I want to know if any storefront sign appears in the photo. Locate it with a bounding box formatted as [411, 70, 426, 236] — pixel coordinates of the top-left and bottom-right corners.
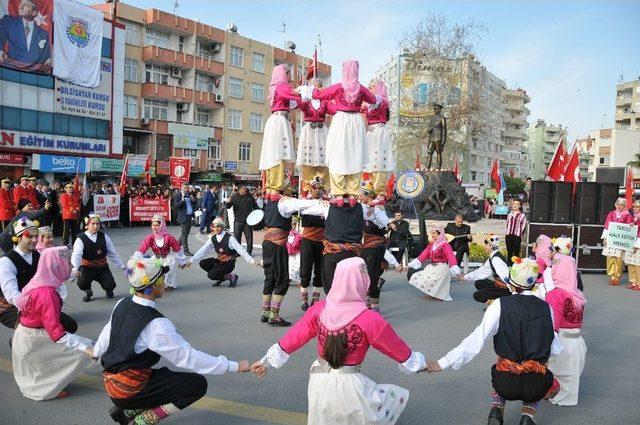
[91, 157, 124, 173]
[233, 173, 260, 181]
[126, 154, 150, 177]
[606, 222, 638, 251]
[0, 153, 25, 165]
[55, 58, 112, 119]
[129, 197, 171, 222]
[169, 157, 191, 186]
[224, 161, 238, 171]
[34, 154, 89, 173]
[156, 160, 170, 175]
[168, 123, 212, 150]
[0, 130, 109, 155]
[93, 194, 120, 221]
[198, 172, 222, 182]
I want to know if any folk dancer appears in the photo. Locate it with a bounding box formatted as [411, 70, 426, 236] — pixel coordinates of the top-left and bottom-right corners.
[254, 257, 426, 425]
[35, 225, 54, 252]
[0, 197, 51, 253]
[426, 258, 563, 425]
[458, 235, 511, 304]
[300, 60, 378, 206]
[407, 225, 461, 301]
[11, 247, 94, 401]
[550, 236, 583, 292]
[623, 200, 640, 290]
[601, 198, 632, 285]
[71, 214, 126, 302]
[364, 79, 394, 204]
[505, 199, 527, 265]
[299, 177, 327, 311]
[544, 254, 587, 406]
[0, 177, 15, 229]
[260, 64, 301, 199]
[91, 257, 253, 425]
[60, 183, 80, 248]
[0, 218, 77, 333]
[188, 217, 260, 287]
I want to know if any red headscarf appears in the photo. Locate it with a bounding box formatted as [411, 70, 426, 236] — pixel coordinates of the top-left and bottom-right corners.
[268, 64, 290, 107]
[15, 247, 71, 311]
[551, 254, 586, 310]
[319, 257, 370, 331]
[341, 60, 361, 103]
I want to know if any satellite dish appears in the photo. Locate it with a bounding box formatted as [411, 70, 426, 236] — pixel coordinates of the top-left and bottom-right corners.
[286, 41, 296, 51]
[226, 22, 238, 33]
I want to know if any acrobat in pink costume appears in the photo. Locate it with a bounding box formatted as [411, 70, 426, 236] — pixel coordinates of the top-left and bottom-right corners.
[363, 79, 394, 200]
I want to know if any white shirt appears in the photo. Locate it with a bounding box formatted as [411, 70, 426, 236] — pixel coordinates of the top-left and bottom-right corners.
[463, 251, 509, 283]
[132, 236, 188, 266]
[71, 231, 125, 272]
[0, 246, 32, 306]
[437, 292, 563, 370]
[384, 249, 400, 268]
[22, 18, 34, 51]
[93, 296, 239, 374]
[276, 197, 320, 218]
[302, 202, 389, 229]
[189, 231, 254, 264]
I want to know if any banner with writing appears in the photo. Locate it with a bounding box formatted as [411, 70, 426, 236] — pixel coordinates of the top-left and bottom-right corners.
[606, 222, 638, 251]
[129, 197, 171, 222]
[93, 194, 120, 221]
[169, 157, 191, 187]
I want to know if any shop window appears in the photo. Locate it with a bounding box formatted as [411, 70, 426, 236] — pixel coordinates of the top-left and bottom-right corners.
[69, 116, 83, 137]
[37, 111, 53, 133]
[20, 109, 37, 132]
[96, 120, 109, 140]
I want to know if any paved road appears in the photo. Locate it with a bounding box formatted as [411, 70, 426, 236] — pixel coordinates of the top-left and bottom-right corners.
[0, 226, 638, 424]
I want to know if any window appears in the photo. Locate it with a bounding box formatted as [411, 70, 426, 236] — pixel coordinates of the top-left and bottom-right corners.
[145, 64, 169, 85]
[53, 114, 68, 135]
[96, 120, 109, 139]
[37, 111, 53, 134]
[143, 99, 168, 120]
[239, 142, 251, 162]
[125, 21, 141, 46]
[471, 171, 477, 181]
[195, 73, 215, 93]
[197, 110, 209, 125]
[599, 157, 605, 164]
[20, 109, 37, 132]
[297, 65, 303, 81]
[229, 77, 243, 98]
[101, 37, 111, 58]
[83, 117, 97, 139]
[124, 58, 138, 82]
[69, 116, 83, 137]
[252, 52, 265, 73]
[178, 36, 184, 53]
[209, 139, 221, 160]
[250, 113, 263, 133]
[251, 83, 264, 103]
[145, 28, 170, 49]
[183, 149, 199, 157]
[230, 46, 244, 67]
[124, 95, 137, 119]
[228, 109, 242, 130]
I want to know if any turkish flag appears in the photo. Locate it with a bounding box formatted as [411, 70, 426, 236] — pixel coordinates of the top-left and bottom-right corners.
[305, 48, 318, 81]
[490, 160, 502, 193]
[415, 148, 422, 170]
[563, 146, 580, 183]
[625, 166, 634, 207]
[546, 136, 567, 181]
[386, 173, 396, 199]
[453, 159, 461, 183]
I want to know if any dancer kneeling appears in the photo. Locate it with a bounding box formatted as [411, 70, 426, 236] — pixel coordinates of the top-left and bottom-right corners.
[458, 235, 511, 305]
[91, 257, 253, 425]
[426, 258, 562, 425]
[407, 225, 461, 301]
[188, 217, 260, 287]
[254, 257, 426, 425]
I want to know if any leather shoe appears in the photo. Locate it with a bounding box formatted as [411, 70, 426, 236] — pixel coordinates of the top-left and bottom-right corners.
[105, 290, 114, 299]
[301, 301, 309, 311]
[487, 406, 503, 425]
[82, 290, 93, 302]
[260, 314, 269, 323]
[211, 280, 222, 287]
[519, 415, 536, 425]
[269, 317, 291, 327]
[228, 273, 238, 287]
[109, 405, 129, 425]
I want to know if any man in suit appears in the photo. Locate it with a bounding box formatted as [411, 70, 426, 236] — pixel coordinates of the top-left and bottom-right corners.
[226, 186, 257, 255]
[388, 210, 410, 264]
[445, 213, 472, 266]
[0, 0, 51, 72]
[173, 182, 196, 255]
[199, 184, 215, 234]
[217, 182, 230, 227]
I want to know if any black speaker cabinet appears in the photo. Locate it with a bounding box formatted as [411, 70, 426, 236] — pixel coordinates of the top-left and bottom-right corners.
[597, 183, 620, 224]
[573, 182, 599, 224]
[575, 224, 606, 271]
[552, 182, 573, 223]
[529, 181, 552, 223]
[525, 223, 574, 257]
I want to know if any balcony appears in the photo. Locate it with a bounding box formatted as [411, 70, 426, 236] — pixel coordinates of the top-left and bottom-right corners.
[142, 82, 193, 103]
[195, 23, 224, 44]
[194, 56, 224, 76]
[503, 129, 526, 140]
[616, 96, 632, 107]
[145, 9, 195, 35]
[616, 111, 636, 121]
[193, 89, 223, 109]
[142, 46, 194, 69]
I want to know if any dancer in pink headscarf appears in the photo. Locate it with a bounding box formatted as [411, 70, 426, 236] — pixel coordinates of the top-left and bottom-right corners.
[302, 60, 378, 207]
[254, 257, 426, 425]
[623, 200, 640, 290]
[601, 198, 633, 285]
[364, 79, 394, 204]
[260, 64, 302, 200]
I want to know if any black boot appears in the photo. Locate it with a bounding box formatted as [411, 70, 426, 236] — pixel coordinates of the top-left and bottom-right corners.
[109, 405, 129, 425]
[228, 273, 238, 287]
[519, 415, 536, 425]
[487, 406, 504, 425]
[82, 290, 93, 302]
[269, 316, 291, 327]
[105, 290, 114, 299]
[378, 278, 386, 290]
[211, 280, 222, 287]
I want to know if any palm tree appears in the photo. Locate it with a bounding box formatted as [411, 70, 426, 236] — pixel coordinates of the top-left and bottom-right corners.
[627, 153, 640, 169]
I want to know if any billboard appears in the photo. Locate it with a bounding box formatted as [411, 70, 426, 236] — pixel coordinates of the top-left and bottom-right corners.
[35, 154, 89, 173]
[168, 122, 212, 150]
[0, 129, 109, 155]
[55, 58, 112, 119]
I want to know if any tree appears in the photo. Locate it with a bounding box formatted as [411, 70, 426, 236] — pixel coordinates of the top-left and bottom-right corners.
[627, 153, 640, 170]
[504, 176, 525, 195]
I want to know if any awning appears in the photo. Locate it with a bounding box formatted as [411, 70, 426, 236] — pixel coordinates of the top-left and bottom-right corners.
[124, 127, 153, 134]
[233, 173, 261, 181]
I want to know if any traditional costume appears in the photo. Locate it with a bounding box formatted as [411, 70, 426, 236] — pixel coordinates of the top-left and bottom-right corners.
[71, 214, 126, 302]
[60, 184, 80, 247]
[133, 215, 186, 289]
[36, 225, 54, 252]
[299, 177, 327, 311]
[27, 176, 40, 209]
[544, 254, 587, 406]
[462, 235, 511, 304]
[12, 247, 95, 401]
[287, 226, 302, 285]
[190, 217, 256, 287]
[260, 64, 301, 196]
[601, 198, 633, 285]
[93, 258, 243, 425]
[259, 257, 426, 425]
[532, 235, 552, 282]
[0, 177, 15, 230]
[550, 236, 584, 292]
[12, 176, 30, 209]
[436, 258, 562, 425]
[505, 207, 527, 265]
[364, 80, 394, 200]
[623, 200, 640, 290]
[407, 226, 461, 301]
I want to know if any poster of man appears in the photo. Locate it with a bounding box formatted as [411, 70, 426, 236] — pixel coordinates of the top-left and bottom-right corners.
[0, 0, 52, 73]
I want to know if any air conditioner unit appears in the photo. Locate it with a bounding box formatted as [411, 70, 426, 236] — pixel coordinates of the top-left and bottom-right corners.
[177, 102, 189, 112]
[215, 160, 223, 168]
[215, 94, 223, 102]
[141, 117, 150, 125]
[212, 43, 221, 53]
[208, 163, 216, 170]
[171, 67, 182, 78]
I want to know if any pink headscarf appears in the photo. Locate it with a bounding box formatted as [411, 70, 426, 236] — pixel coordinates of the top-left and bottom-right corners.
[268, 64, 290, 107]
[372, 79, 388, 103]
[341, 60, 361, 103]
[430, 225, 447, 250]
[151, 214, 169, 237]
[319, 257, 370, 331]
[551, 254, 586, 309]
[533, 235, 553, 267]
[15, 247, 71, 311]
[35, 233, 52, 252]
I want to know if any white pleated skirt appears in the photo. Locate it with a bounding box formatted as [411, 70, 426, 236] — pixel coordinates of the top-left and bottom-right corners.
[12, 325, 95, 401]
[548, 328, 587, 406]
[365, 124, 395, 172]
[153, 253, 177, 288]
[307, 359, 409, 425]
[289, 253, 301, 284]
[297, 123, 328, 167]
[408, 262, 453, 301]
[259, 113, 294, 170]
[325, 111, 368, 175]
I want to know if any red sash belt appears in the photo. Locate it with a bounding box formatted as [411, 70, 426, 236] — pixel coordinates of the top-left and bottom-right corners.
[495, 357, 546, 375]
[264, 228, 289, 246]
[323, 240, 362, 256]
[103, 368, 152, 399]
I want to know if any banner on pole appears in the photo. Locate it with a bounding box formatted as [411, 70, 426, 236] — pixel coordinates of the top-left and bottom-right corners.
[169, 157, 191, 187]
[126, 154, 150, 178]
[93, 194, 120, 221]
[605, 222, 638, 251]
[129, 197, 171, 222]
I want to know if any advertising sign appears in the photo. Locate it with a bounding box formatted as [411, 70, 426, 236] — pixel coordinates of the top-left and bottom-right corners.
[168, 122, 212, 150]
[126, 154, 149, 177]
[93, 194, 120, 221]
[129, 197, 170, 222]
[55, 58, 112, 119]
[35, 154, 89, 173]
[0, 130, 109, 155]
[0, 153, 25, 165]
[156, 160, 170, 175]
[91, 157, 124, 173]
[169, 156, 191, 187]
[224, 161, 238, 171]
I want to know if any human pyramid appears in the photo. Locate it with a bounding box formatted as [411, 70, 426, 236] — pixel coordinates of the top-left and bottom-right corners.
[0, 60, 588, 425]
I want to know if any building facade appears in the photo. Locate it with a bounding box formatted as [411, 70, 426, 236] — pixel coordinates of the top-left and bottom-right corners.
[502, 88, 530, 178]
[615, 78, 640, 132]
[582, 129, 640, 180]
[92, 2, 330, 185]
[525, 119, 566, 180]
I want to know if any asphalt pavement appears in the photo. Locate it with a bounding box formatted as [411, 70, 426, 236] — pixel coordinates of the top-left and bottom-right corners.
[0, 225, 638, 424]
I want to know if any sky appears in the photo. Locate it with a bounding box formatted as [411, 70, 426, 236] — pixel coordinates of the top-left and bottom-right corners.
[82, 0, 640, 140]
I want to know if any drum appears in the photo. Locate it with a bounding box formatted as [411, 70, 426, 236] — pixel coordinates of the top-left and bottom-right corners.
[246, 209, 265, 230]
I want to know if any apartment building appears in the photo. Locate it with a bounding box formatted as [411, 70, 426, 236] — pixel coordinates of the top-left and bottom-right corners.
[502, 88, 530, 177]
[526, 119, 566, 180]
[615, 78, 640, 132]
[92, 2, 330, 184]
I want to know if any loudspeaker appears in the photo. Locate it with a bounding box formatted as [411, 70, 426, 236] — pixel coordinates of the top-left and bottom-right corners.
[597, 183, 620, 224]
[525, 223, 574, 257]
[529, 181, 552, 223]
[551, 182, 573, 223]
[573, 182, 599, 224]
[575, 224, 606, 271]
